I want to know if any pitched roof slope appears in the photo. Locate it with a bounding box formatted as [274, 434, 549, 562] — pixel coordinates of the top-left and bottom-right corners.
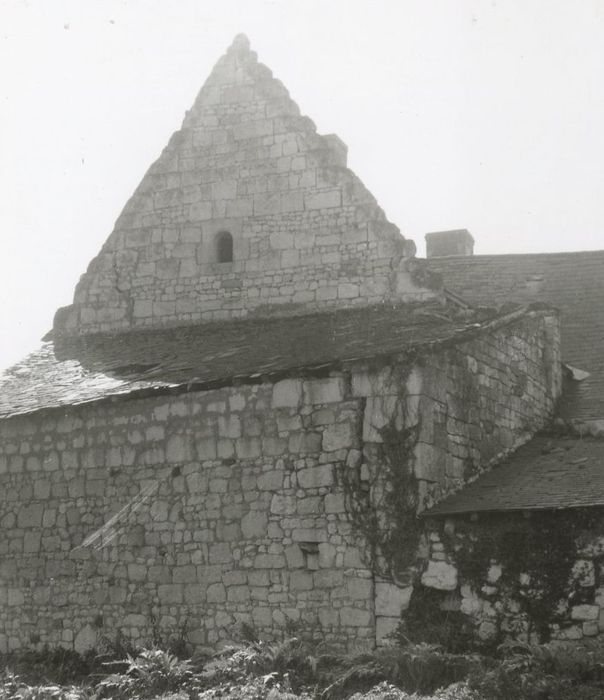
[426, 435, 604, 516]
[428, 251, 604, 420]
[1, 303, 526, 420]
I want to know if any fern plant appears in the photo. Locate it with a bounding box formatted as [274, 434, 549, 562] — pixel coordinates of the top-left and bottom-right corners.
[96, 648, 192, 698]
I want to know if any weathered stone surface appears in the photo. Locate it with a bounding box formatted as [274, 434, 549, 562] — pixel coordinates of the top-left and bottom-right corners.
[297, 465, 333, 488]
[376, 616, 399, 645]
[375, 583, 412, 617]
[74, 624, 97, 654]
[421, 561, 458, 591]
[571, 604, 599, 621]
[241, 511, 268, 539]
[272, 380, 303, 409]
[323, 423, 355, 452]
[303, 378, 345, 405]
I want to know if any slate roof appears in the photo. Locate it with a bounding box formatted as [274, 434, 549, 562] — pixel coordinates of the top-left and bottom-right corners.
[427, 251, 604, 420]
[0, 302, 524, 420]
[426, 435, 604, 516]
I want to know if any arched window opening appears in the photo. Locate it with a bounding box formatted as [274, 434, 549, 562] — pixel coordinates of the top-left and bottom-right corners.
[216, 231, 233, 263]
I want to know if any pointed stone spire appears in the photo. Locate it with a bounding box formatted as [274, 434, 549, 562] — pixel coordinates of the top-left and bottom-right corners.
[54, 36, 432, 337]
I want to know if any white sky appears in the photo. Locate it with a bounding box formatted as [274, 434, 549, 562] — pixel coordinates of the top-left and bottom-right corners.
[2, 0, 604, 371]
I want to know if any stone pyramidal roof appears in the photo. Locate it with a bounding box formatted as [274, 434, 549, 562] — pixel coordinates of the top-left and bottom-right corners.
[54, 34, 436, 338]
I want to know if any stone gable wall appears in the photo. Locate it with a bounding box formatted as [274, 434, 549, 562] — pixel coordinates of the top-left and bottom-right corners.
[55, 38, 428, 337]
[0, 312, 561, 653]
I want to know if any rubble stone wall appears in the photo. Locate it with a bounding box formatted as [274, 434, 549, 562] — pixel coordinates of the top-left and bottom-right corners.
[0, 312, 561, 652]
[422, 518, 604, 644]
[354, 310, 561, 641]
[0, 375, 374, 654]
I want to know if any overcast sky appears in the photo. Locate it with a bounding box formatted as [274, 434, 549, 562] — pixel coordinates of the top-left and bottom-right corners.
[2, 0, 604, 371]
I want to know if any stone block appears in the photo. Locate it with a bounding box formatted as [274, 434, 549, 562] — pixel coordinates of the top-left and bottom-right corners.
[270, 494, 296, 515]
[8, 589, 24, 606]
[195, 439, 217, 461]
[262, 437, 288, 456]
[290, 571, 314, 591]
[241, 511, 268, 539]
[157, 584, 183, 604]
[148, 566, 171, 584]
[254, 192, 281, 216]
[74, 624, 97, 654]
[209, 543, 232, 564]
[173, 566, 198, 584]
[166, 435, 193, 463]
[319, 608, 340, 627]
[127, 564, 147, 582]
[362, 396, 398, 442]
[236, 437, 262, 460]
[272, 379, 302, 408]
[318, 543, 336, 568]
[292, 529, 327, 543]
[487, 564, 502, 584]
[421, 561, 458, 591]
[340, 607, 371, 627]
[571, 559, 595, 587]
[252, 606, 272, 627]
[571, 604, 599, 621]
[376, 616, 399, 645]
[227, 585, 251, 602]
[324, 493, 345, 513]
[269, 231, 294, 250]
[207, 583, 226, 603]
[257, 471, 284, 490]
[23, 532, 41, 553]
[289, 432, 322, 454]
[285, 544, 304, 568]
[375, 583, 413, 617]
[347, 577, 372, 600]
[305, 190, 341, 210]
[17, 503, 43, 528]
[323, 423, 355, 452]
[297, 464, 333, 488]
[254, 553, 286, 568]
[303, 378, 345, 405]
[218, 415, 242, 439]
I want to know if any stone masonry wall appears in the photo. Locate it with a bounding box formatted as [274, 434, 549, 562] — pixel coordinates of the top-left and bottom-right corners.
[0, 375, 374, 654]
[422, 517, 604, 645]
[0, 311, 560, 653]
[352, 309, 561, 641]
[54, 35, 428, 337]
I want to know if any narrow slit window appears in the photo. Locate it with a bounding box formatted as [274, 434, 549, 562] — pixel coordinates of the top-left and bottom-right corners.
[216, 231, 233, 263]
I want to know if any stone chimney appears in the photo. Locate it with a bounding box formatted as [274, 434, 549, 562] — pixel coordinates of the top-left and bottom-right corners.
[425, 229, 474, 258]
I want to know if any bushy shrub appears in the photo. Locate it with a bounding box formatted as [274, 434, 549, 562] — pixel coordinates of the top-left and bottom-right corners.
[0, 648, 96, 686]
[0, 671, 91, 700]
[347, 680, 479, 699]
[469, 641, 604, 700]
[320, 644, 478, 699]
[200, 637, 321, 692]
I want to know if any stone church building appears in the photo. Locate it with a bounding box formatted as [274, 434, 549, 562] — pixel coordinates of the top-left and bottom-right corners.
[1, 35, 603, 653]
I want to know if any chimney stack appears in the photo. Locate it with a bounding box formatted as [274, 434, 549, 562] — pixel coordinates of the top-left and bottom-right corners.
[425, 229, 474, 258]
